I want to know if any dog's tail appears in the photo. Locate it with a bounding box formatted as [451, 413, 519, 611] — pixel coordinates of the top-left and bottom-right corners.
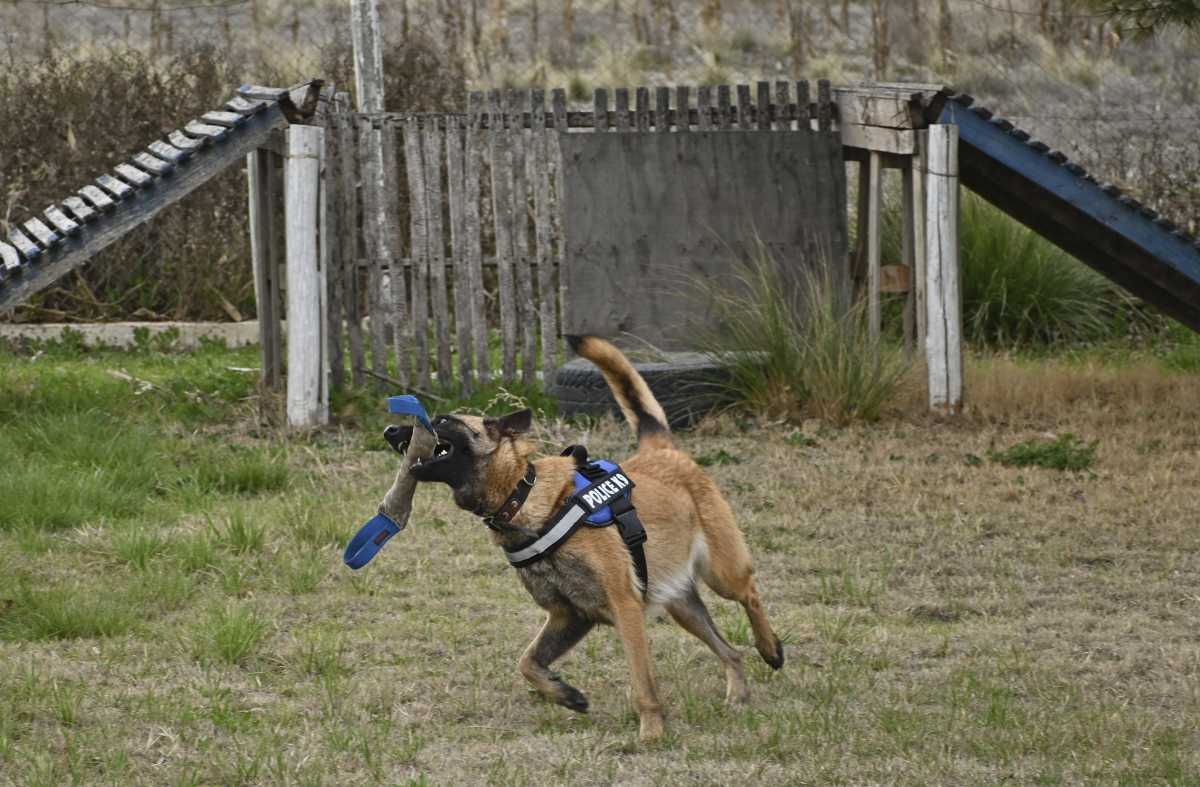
[567, 335, 673, 451]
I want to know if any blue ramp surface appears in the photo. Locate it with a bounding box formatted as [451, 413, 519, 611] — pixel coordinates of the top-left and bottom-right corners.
[936, 95, 1200, 332]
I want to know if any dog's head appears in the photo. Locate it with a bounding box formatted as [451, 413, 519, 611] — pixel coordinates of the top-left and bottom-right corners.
[383, 409, 533, 515]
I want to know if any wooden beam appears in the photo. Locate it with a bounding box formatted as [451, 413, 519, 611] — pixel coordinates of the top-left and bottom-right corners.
[867, 151, 882, 342]
[0, 104, 288, 311]
[925, 124, 963, 415]
[839, 123, 915, 154]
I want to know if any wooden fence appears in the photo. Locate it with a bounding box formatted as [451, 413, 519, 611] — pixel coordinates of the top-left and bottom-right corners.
[322, 80, 836, 397]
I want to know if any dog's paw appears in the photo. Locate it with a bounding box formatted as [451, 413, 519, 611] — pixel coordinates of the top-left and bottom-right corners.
[555, 682, 589, 714]
[762, 635, 785, 670]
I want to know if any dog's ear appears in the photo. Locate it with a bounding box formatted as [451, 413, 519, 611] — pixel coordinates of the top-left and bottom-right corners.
[383, 424, 414, 454]
[484, 409, 532, 439]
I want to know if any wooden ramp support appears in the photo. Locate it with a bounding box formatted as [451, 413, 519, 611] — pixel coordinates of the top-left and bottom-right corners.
[924, 124, 963, 414]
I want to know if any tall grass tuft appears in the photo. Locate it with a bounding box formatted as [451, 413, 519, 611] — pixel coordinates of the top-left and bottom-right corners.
[958, 193, 1120, 346]
[700, 246, 909, 424]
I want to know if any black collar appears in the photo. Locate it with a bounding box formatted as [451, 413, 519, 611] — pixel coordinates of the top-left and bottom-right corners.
[482, 464, 536, 531]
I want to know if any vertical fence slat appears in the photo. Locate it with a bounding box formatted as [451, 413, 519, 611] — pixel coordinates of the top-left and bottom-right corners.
[594, 88, 609, 132]
[358, 117, 388, 384]
[323, 115, 345, 392]
[817, 79, 833, 132]
[675, 86, 690, 132]
[635, 86, 650, 132]
[551, 89, 568, 375]
[717, 85, 732, 129]
[446, 117, 474, 394]
[266, 153, 285, 391]
[466, 92, 491, 384]
[403, 115, 432, 389]
[655, 86, 670, 132]
[511, 89, 536, 384]
[381, 118, 411, 386]
[756, 81, 772, 130]
[774, 81, 791, 130]
[531, 89, 556, 380]
[615, 88, 631, 132]
[698, 85, 713, 131]
[736, 84, 753, 129]
[489, 89, 518, 382]
[797, 80, 811, 132]
[424, 119, 453, 388]
[336, 110, 366, 387]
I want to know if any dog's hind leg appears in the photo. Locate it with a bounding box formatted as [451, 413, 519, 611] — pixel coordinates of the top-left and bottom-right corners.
[666, 586, 749, 704]
[519, 607, 594, 713]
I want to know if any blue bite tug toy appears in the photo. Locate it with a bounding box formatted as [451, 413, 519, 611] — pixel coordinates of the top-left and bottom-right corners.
[343, 396, 436, 569]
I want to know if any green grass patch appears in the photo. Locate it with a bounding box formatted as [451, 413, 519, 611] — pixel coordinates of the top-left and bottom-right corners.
[195, 604, 268, 665]
[990, 433, 1098, 471]
[0, 585, 140, 641]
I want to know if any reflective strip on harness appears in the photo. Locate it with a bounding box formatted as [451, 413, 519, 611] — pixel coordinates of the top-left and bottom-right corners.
[504, 504, 587, 566]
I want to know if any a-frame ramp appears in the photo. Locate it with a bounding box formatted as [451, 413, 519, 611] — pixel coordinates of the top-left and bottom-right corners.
[934, 94, 1200, 332]
[0, 81, 322, 312]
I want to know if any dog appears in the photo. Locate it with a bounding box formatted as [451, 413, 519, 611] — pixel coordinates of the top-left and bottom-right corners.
[385, 335, 784, 740]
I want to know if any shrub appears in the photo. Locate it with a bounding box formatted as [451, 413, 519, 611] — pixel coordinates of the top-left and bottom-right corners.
[958, 193, 1121, 346]
[990, 433, 1097, 471]
[700, 246, 910, 424]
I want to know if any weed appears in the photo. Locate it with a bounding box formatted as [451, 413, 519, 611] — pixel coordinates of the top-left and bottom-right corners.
[196, 604, 268, 666]
[212, 511, 265, 555]
[696, 449, 741, 467]
[990, 434, 1098, 471]
[174, 531, 221, 573]
[785, 430, 819, 447]
[111, 528, 166, 571]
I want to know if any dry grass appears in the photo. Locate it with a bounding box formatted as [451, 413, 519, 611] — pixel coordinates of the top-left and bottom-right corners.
[1, 345, 1199, 784]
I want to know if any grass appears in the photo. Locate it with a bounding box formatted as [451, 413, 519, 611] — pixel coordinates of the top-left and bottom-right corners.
[990, 433, 1098, 471]
[1, 337, 1199, 783]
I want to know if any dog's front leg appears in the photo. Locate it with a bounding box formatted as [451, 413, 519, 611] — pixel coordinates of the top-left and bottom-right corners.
[610, 596, 664, 741]
[519, 607, 593, 713]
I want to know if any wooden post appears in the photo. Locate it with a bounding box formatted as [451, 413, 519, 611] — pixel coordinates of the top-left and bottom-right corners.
[912, 130, 928, 353]
[867, 150, 882, 342]
[925, 123, 962, 414]
[285, 125, 328, 428]
[901, 159, 915, 356]
[247, 148, 281, 390]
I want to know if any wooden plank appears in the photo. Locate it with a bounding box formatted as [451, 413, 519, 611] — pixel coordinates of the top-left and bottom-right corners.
[132, 151, 174, 176]
[840, 124, 916, 154]
[867, 151, 882, 341]
[337, 112, 367, 388]
[466, 92, 490, 384]
[78, 185, 115, 212]
[403, 115, 432, 390]
[615, 88, 631, 132]
[0, 241, 21, 272]
[148, 140, 190, 164]
[115, 163, 154, 188]
[225, 95, 267, 115]
[551, 89, 568, 375]
[284, 124, 327, 428]
[796, 81, 811, 131]
[265, 152, 286, 391]
[22, 218, 60, 248]
[757, 81, 771, 130]
[512, 90, 536, 384]
[736, 84, 753, 129]
[0, 104, 290, 311]
[834, 89, 919, 129]
[238, 84, 289, 101]
[697, 86, 713, 131]
[96, 174, 134, 200]
[167, 129, 207, 152]
[61, 196, 97, 223]
[7, 228, 40, 261]
[817, 80, 833, 132]
[201, 110, 244, 128]
[43, 206, 80, 236]
[424, 118, 454, 387]
[717, 85, 732, 129]
[655, 87, 670, 132]
[594, 88, 610, 132]
[381, 117, 411, 387]
[183, 121, 229, 141]
[446, 114, 473, 394]
[324, 109, 346, 393]
[901, 159, 915, 354]
[530, 89, 556, 380]
[925, 124, 962, 414]
[635, 87, 650, 132]
[675, 86, 690, 132]
[774, 81, 791, 130]
[351, 0, 386, 113]
[358, 116, 389, 385]
[489, 90, 518, 381]
[248, 149, 276, 389]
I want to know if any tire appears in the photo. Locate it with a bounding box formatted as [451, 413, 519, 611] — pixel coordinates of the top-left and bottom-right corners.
[552, 352, 735, 429]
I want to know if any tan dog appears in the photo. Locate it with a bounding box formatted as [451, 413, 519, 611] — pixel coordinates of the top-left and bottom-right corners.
[388, 335, 784, 740]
